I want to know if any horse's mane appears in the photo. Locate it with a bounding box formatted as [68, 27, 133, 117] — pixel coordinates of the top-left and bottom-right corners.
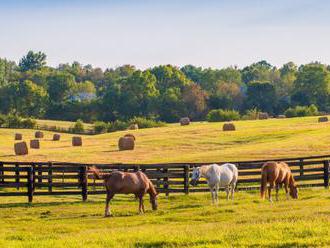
[148, 179, 158, 196]
[88, 166, 110, 180]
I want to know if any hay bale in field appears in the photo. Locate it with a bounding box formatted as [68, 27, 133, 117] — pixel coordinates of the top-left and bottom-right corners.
[53, 133, 61, 141]
[128, 124, 139, 130]
[14, 141, 28, 155]
[258, 112, 269, 120]
[318, 116, 328, 123]
[118, 136, 135, 151]
[180, 117, 190, 126]
[124, 133, 136, 141]
[15, 133, 22, 140]
[35, 131, 44, 138]
[277, 115, 286, 119]
[223, 123, 236, 131]
[72, 136, 82, 146]
[30, 139, 40, 149]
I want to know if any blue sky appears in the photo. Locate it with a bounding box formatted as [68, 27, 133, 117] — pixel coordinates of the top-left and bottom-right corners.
[0, 0, 330, 69]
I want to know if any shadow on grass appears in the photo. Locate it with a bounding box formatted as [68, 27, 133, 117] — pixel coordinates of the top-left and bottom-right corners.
[134, 240, 222, 248]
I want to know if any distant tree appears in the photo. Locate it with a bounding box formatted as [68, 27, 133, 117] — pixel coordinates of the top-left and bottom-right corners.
[181, 65, 204, 84]
[0, 80, 48, 117]
[208, 82, 243, 110]
[182, 83, 208, 119]
[100, 70, 159, 120]
[47, 72, 76, 103]
[241, 60, 275, 84]
[245, 81, 277, 114]
[19, 51, 47, 72]
[292, 63, 330, 111]
[151, 65, 191, 121]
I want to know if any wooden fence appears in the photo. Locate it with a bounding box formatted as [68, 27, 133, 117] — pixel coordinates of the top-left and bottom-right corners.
[0, 154, 329, 202]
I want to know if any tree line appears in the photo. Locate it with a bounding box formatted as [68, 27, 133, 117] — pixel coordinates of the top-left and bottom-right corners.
[0, 51, 329, 123]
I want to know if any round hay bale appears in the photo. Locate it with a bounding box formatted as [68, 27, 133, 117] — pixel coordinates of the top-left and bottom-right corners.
[258, 112, 269, 120]
[318, 116, 328, 123]
[30, 139, 40, 149]
[35, 131, 44, 139]
[118, 136, 135, 151]
[223, 123, 236, 131]
[53, 134, 61, 141]
[14, 142, 28, 155]
[15, 133, 23, 140]
[72, 136, 82, 146]
[124, 133, 136, 141]
[128, 124, 139, 130]
[277, 115, 286, 119]
[180, 117, 190, 126]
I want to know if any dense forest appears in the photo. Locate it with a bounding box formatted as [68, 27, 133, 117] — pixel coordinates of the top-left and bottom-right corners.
[0, 51, 329, 123]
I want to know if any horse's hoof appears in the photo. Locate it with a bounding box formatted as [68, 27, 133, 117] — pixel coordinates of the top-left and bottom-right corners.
[104, 214, 112, 218]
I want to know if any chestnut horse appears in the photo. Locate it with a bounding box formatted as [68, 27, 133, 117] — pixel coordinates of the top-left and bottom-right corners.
[260, 161, 298, 202]
[88, 167, 158, 217]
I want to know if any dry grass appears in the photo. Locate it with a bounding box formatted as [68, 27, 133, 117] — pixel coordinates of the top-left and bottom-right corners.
[0, 116, 329, 164]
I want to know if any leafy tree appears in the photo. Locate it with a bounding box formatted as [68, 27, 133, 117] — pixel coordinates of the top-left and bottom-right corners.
[19, 51, 47, 72]
[100, 70, 159, 120]
[241, 60, 276, 84]
[181, 65, 203, 84]
[182, 83, 208, 119]
[0, 80, 48, 117]
[47, 72, 76, 103]
[245, 81, 277, 114]
[208, 82, 243, 110]
[292, 63, 330, 111]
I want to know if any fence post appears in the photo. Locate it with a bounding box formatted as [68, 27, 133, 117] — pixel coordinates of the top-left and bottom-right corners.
[163, 168, 169, 197]
[27, 167, 34, 203]
[156, 168, 161, 190]
[48, 162, 53, 192]
[299, 159, 304, 176]
[0, 162, 4, 183]
[80, 166, 88, 201]
[31, 163, 36, 191]
[15, 163, 19, 190]
[38, 164, 42, 185]
[323, 160, 329, 189]
[184, 165, 190, 195]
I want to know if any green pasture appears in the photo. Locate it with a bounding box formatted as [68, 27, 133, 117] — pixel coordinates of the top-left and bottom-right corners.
[0, 189, 329, 247]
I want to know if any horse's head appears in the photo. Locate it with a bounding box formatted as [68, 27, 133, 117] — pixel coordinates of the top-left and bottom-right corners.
[289, 185, 298, 199]
[190, 167, 201, 186]
[150, 192, 158, 210]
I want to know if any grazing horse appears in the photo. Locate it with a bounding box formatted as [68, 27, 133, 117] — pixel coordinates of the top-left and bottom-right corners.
[260, 161, 298, 202]
[190, 163, 238, 203]
[88, 167, 158, 217]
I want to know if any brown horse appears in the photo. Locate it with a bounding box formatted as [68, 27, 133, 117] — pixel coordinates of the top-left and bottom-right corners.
[260, 161, 298, 202]
[88, 167, 158, 217]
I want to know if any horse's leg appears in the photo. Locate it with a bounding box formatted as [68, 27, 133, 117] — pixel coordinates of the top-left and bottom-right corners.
[215, 185, 219, 204]
[225, 186, 230, 201]
[210, 187, 215, 204]
[105, 192, 114, 217]
[138, 195, 144, 214]
[284, 179, 290, 200]
[141, 195, 145, 213]
[231, 183, 236, 200]
[268, 182, 274, 203]
[275, 184, 280, 201]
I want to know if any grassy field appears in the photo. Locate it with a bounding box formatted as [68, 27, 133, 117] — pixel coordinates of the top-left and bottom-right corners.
[1, 116, 330, 247]
[0, 116, 329, 163]
[0, 189, 330, 247]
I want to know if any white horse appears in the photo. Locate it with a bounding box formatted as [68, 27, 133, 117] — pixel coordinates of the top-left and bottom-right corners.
[190, 163, 238, 203]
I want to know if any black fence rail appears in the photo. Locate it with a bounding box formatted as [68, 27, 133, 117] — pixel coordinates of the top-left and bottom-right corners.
[0, 154, 329, 202]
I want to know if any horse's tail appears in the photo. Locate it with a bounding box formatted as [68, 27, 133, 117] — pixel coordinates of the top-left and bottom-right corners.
[260, 166, 268, 199]
[88, 166, 104, 180]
